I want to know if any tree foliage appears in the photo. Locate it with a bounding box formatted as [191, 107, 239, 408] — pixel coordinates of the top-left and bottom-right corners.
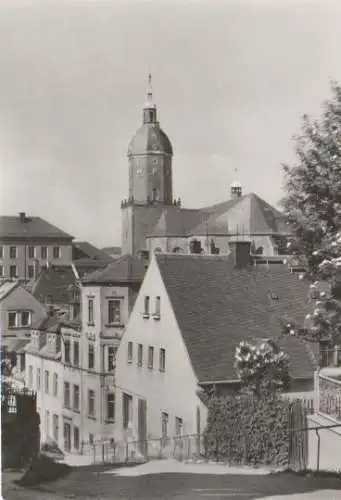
[281, 81, 341, 346]
[234, 340, 290, 394]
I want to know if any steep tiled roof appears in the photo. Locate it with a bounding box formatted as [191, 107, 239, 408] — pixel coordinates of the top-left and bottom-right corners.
[0, 281, 19, 302]
[156, 254, 314, 383]
[149, 207, 204, 237]
[82, 253, 146, 285]
[31, 315, 60, 332]
[72, 241, 114, 263]
[0, 215, 73, 239]
[31, 266, 76, 305]
[191, 194, 290, 236]
[128, 123, 173, 156]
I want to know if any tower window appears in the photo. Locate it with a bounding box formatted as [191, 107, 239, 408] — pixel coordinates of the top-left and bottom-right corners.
[153, 159, 158, 164]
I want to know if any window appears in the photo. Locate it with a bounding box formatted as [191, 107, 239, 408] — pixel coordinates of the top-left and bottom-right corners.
[53, 246, 61, 259]
[122, 393, 133, 429]
[144, 296, 150, 316]
[8, 312, 17, 328]
[64, 382, 70, 408]
[20, 352, 26, 372]
[0, 245, 3, 258]
[21, 311, 30, 327]
[74, 385, 80, 412]
[41, 246, 47, 259]
[71, 303, 80, 321]
[9, 265, 17, 278]
[175, 417, 183, 436]
[28, 365, 33, 388]
[108, 299, 121, 324]
[137, 344, 143, 367]
[73, 341, 79, 366]
[64, 339, 71, 364]
[107, 393, 115, 421]
[159, 348, 166, 372]
[108, 346, 117, 372]
[89, 433, 94, 445]
[0, 265, 3, 277]
[36, 368, 41, 390]
[9, 246, 17, 259]
[44, 370, 49, 394]
[88, 389, 95, 417]
[28, 246, 35, 259]
[53, 414, 59, 442]
[154, 296, 161, 317]
[161, 412, 168, 438]
[88, 298, 94, 324]
[148, 346, 154, 370]
[28, 265, 34, 279]
[74, 426, 80, 450]
[45, 410, 50, 437]
[53, 373, 58, 397]
[152, 188, 157, 201]
[88, 343, 94, 370]
[127, 342, 133, 364]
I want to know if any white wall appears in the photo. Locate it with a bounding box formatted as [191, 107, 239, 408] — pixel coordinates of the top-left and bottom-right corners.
[115, 254, 206, 444]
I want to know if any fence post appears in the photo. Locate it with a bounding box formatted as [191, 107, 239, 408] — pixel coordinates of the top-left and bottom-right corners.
[315, 429, 321, 473]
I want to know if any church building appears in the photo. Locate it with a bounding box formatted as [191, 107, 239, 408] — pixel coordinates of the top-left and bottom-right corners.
[121, 75, 291, 258]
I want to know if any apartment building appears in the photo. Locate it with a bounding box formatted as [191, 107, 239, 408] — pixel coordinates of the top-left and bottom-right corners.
[0, 212, 74, 282]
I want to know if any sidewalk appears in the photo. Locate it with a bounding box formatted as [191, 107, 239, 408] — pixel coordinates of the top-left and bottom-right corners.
[104, 458, 272, 476]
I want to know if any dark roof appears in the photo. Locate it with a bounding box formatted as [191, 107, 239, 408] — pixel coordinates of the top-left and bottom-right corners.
[0, 215, 73, 239]
[101, 246, 122, 256]
[31, 266, 76, 305]
[31, 315, 60, 332]
[149, 207, 204, 237]
[0, 281, 19, 302]
[72, 259, 109, 279]
[128, 123, 173, 156]
[72, 241, 114, 263]
[156, 254, 314, 383]
[8, 337, 30, 353]
[82, 253, 146, 285]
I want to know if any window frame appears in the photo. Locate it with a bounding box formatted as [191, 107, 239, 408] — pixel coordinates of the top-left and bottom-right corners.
[41, 246, 48, 259]
[88, 343, 95, 370]
[107, 392, 115, 422]
[73, 340, 79, 367]
[137, 343, 143, 367]
[64, 381, 71, 409]
[44, 370, 49, 394]
[74, 384, 80, 412]
[88, 389, 95, 418]
[127, 342, 133, 364]
[107, 299, 121, 325]
[108, 346, 117, 372]
[8, 311, 17, 328]
[53, 372, 58, 397]
[28, 246, 35, 259]
[148, 346, 154, 370]
[87, 298, 94, 325]
[9, 265, 17, 278]
[9, 246, 17, 259]
[159, 348, 166, 373]
[53, 246, 61, 259]
[64, 339, 71, 364]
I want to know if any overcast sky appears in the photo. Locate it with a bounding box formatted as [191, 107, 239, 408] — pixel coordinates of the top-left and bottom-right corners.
[0, 0, 341, 247]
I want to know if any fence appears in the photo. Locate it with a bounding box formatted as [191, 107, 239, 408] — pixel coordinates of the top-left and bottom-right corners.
[318, 374, 341, 422]
[80, 434, 206, 464]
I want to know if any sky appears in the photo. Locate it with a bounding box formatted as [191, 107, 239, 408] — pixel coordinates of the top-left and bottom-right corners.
[0, 0, 341, 247]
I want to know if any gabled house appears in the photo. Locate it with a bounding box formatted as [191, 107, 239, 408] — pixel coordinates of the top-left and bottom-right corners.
[114, 242, 316, 447]
[0, 280, 47, 351]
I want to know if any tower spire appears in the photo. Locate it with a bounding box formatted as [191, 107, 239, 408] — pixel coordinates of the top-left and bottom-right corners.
[143, 71, 157, 124]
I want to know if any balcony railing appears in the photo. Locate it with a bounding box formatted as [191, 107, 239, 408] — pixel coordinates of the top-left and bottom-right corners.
[318, 373, 341, 422]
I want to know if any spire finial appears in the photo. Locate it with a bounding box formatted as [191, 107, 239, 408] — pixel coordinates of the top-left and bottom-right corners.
[144, 68, 156, 110]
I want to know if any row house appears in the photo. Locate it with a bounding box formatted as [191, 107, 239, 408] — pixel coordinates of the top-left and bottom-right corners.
[24, 253, 146, 454]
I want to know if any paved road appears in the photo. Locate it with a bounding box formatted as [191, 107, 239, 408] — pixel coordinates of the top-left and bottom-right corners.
[3, 468, 341, 500]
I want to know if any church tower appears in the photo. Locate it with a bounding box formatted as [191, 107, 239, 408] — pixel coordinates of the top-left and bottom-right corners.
[121, 75, 174, 254]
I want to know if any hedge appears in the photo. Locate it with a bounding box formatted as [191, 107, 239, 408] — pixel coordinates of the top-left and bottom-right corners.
[204, 391, 301, 468]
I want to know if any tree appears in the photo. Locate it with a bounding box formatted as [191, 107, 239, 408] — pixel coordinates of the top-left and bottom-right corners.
[234, 340, 290, 394]
[281, 81, 341, 349]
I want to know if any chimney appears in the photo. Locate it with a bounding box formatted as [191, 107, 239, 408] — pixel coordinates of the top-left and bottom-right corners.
[19, 212, 26, 223]
[229, 241, 252, 268]
[230, 182, 242, 200]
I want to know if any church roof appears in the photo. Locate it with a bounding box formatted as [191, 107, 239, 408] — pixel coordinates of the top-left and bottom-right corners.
[147, 193, 290, 238]
[127, 123, 173, 156]
[191, 193, 290, 236]
[148, 207, 204, 237]
[155, 253, 315, 383]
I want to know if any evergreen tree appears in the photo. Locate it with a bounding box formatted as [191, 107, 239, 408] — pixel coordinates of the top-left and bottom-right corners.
[281, 82, 341, 348]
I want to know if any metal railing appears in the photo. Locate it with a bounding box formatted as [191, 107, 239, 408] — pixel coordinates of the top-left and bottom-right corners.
[318, 374, 341, 422]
